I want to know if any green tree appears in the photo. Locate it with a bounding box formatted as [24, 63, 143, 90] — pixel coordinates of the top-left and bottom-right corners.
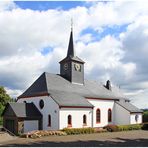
[143, 111, 148, 122]
[0, 86, 12, 116]
[0, 86, 12, 106]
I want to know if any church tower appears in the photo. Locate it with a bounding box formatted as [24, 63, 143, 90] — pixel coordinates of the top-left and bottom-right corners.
[59, 27, 85, 85]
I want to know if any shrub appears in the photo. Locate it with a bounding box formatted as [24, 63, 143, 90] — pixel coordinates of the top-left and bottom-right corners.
[142, 123, 148, 130]
[104, 124, 118, 132]
[0, 117, 3, 126]
[143, 111, 148, 122]
[117, 124, 142, 131]
[62, 127, 95, 135]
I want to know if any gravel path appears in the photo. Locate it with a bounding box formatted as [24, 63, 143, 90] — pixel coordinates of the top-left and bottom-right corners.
[0, 132, 17, 144]
[1, 130, 148, 147]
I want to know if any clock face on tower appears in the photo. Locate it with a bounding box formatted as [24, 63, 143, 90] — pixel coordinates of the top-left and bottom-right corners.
[74, 63, 81, 71]
[64, 63, 68, 70]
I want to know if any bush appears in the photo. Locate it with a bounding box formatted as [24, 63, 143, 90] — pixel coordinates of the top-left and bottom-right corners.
[143, 111, 148, 122]
[142, 123, 148, 130]
[104, 124, 118, 132]
[104, 124, 142, 132]
[117, 124, 142, 131]
[0, 117, 3, 126]
[62, 127, 95, 135]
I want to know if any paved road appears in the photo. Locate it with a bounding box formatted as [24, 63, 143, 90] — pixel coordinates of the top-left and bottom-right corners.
[1, 130, 148, 147]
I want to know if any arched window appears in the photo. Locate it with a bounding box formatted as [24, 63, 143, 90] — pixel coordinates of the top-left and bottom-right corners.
[96, 108, 101, 123]
[83, 115, 87, 125]
[68, 115, 72, 127]
[108, 109, 112, 122]
[48, 114, 51, 127]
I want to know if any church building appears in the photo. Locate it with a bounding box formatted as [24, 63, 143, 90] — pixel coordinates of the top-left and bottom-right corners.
[2, 28, 143, 134]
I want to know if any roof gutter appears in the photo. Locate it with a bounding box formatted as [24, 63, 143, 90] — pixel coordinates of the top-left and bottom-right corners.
[86, 97, 119, 101]
[59, 106, 94, 109]
[17, 93, 50, 100]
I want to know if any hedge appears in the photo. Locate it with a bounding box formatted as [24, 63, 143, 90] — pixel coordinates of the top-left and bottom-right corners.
[104, 124, 143, 132]
[117, 124, 143, 131]
[62, 127, 95, 135]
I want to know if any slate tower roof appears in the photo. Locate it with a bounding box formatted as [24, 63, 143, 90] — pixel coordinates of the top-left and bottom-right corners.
[67, 30, 75, 57]
[59, 30, 84, 64]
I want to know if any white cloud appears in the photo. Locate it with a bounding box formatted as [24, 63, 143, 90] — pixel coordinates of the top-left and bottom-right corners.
[5, 87, 22, 99]
[0, 1, 16, 11]
[122, 63, 136, 80]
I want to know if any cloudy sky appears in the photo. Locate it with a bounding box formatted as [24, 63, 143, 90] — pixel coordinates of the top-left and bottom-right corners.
[0, 1, 148, 109]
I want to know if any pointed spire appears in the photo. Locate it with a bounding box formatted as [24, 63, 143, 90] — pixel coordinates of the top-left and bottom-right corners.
[67, 19, 75, 58]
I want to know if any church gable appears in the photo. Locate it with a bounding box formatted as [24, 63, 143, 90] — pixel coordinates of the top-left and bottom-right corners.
[18, 72, 48, 99]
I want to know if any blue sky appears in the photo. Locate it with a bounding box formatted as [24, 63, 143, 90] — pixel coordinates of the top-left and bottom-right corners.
[0, 1, 148, 109]
[15, 1, 86, 10]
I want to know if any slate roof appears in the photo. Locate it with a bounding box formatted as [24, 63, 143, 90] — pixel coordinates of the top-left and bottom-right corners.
[3, 102, 42, 118]
[115, 101, 143, 113]
[60, 56, 85, 63]
[49, 90, 93, 107]
[18, 72, 129, 107]
[67, 30, 75, 57]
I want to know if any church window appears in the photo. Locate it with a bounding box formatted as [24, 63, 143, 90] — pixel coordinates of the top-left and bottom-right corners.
[68, 115, 72, 127]
[83, 114, 87, 125]
[48, 114, 51, 127]
[96, 108, 101, 123]
[108, 109, 112, 122]
[39, 99, 44, 109]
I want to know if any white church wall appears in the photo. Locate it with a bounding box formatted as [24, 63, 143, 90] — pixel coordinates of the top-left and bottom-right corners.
[87, 99, 114, 127]
[24, 120, 38, 133]
[59, 108, 92, 129]
[18, 96, 59, 130]
[114, 102, 130, 125]
[130, 113, 143, 124]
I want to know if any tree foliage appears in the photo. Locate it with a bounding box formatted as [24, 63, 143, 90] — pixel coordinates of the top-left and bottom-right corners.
[143, 111, 148, 122]
[0, 86, 12, 116]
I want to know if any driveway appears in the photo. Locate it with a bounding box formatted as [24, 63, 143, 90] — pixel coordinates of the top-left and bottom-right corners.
[1, 130, 148, 147]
